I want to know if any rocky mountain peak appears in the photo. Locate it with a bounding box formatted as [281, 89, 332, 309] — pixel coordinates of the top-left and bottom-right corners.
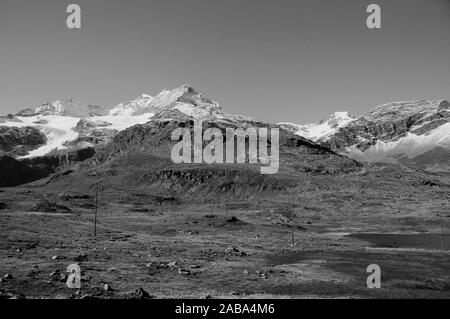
[133, 84, 223, 118]
[16, 99, 109, 118]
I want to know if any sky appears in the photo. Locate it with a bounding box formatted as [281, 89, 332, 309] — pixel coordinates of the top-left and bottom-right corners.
[0, 0, 449, 123]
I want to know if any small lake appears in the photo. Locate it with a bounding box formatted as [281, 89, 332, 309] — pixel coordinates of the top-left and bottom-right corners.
[348, 233, 450, 250]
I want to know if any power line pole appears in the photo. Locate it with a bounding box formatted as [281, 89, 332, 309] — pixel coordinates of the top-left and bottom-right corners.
[94, 182, 99, 237]
[440, 214, 445, 251]
[290, 206, 295, 247]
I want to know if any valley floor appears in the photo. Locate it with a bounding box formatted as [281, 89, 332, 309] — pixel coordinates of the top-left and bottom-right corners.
[0, 186, 449, 299]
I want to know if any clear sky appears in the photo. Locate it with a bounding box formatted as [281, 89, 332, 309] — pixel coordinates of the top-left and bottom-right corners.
[0, 0, 449, 123]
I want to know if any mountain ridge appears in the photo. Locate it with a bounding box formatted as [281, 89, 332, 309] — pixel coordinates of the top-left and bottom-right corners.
[1, 87, 448, 174]
[280, 99, 450, 171]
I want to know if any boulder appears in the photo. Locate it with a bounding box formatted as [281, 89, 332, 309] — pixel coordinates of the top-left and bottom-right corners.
[128, 288, 154, 299]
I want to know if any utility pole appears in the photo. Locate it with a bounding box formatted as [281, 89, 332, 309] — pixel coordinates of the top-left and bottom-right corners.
[94, 182, 99, 237]
[290, 206, 295, 247]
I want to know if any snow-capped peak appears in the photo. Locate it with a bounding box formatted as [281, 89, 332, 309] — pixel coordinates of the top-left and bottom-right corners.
[109, 94, 154, 116]
[133, 84, 223, 118]
[279, 111, 355, 142]
[108, 85, 223, 119]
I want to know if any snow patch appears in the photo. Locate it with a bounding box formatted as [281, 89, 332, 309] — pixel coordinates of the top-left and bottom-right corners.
[344, 123, 450, 163]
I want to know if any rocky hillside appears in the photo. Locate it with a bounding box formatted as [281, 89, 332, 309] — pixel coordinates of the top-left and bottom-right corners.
[41, 106, 361, 201]
[0, 147, 95, 187]
[281, 100, 450, 171]
[96, 113, 357, 171]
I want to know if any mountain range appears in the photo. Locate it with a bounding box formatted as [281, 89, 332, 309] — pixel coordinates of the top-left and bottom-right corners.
[0, 85, 259, 159]
[280, 100, 450, 172]
[0, 85, 448, 187]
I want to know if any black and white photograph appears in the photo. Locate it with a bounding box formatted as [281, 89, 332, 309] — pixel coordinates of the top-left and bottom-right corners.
[0, 0, 449, 307]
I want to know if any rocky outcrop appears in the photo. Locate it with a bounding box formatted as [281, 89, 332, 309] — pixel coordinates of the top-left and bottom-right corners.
[0, 126, 47, 157]
[75, 119, 112, 133]
[68, 119, 118, 147]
